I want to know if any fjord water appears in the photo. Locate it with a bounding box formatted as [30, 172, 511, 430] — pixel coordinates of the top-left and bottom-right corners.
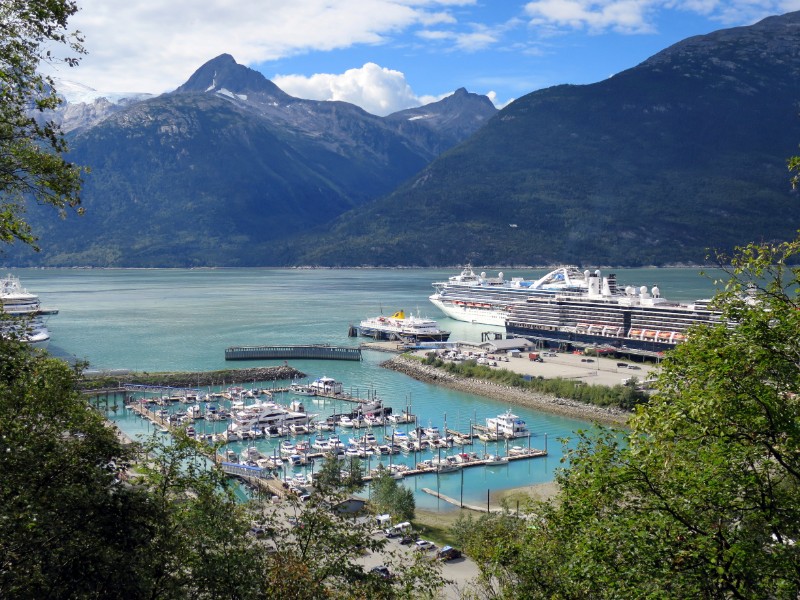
[18, 267, 720, 510]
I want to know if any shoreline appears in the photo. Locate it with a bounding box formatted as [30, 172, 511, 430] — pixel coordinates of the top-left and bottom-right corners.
[381, 354, 631, 427]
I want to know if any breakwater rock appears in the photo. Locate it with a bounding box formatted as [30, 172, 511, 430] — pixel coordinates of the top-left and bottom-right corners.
[382, 355, 630, 426]
[80, 366, 305, 390]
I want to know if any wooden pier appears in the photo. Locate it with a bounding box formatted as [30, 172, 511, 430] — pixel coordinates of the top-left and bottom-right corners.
[225, 344, 362, 361]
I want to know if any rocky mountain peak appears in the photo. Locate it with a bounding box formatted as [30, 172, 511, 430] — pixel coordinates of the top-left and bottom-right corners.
[173, 53, 289, 101]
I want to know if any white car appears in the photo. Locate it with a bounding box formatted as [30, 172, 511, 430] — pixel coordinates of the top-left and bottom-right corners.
[414, 540, 435, 551]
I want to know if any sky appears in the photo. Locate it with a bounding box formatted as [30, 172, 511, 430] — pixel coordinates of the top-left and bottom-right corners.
[47, 0, 800, 116]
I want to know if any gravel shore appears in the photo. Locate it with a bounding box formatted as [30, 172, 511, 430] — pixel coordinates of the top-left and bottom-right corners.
[382, 354, 631, 427]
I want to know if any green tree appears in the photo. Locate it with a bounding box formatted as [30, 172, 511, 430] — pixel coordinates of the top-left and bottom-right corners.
[462, 236, 800, 599]
[0, 339, 156, 598]
[315, 454, 365, 495]
[0, 0, 85, 248]
[371, 465, 415, 522]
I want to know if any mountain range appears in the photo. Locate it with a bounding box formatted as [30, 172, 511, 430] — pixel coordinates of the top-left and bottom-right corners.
[7, 11, 800, 267]
[10, 54, 496, 266]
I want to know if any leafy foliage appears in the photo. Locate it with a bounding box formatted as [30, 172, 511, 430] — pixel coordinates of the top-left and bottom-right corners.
[0, 0, 84, 249]
[371, 465, 416, 523]
[0, 339, 154, 598]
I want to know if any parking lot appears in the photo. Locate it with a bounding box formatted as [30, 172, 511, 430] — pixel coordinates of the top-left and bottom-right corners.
[359, 524, 480, 600]
[422, 347, 659, 389]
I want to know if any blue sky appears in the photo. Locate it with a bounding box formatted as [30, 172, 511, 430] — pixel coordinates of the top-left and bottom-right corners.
[58, 1, 800, 115]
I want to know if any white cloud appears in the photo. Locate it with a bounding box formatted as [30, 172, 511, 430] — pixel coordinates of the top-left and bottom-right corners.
[51, 0, 476, 95]
[523, 0, 798, 34]
[524, 0, 657, 34]
[274, 63, 423, 116]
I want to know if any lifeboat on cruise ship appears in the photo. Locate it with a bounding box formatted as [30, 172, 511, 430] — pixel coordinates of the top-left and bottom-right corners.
[642, 330, 657, 339]
[673, 333, 686, 341]
[657, 331, 673, 340]
[628, 329, 642, 337]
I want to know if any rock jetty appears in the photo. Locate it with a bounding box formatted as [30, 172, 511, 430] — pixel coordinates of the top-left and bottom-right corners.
[382, 355, 630, 426]
[80, 365, 305, 390]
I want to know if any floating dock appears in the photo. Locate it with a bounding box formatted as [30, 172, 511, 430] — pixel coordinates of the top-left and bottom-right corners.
[225, 344, 362, 361]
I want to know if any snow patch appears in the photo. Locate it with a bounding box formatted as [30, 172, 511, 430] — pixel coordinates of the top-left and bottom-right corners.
[216, 88, 247, 101]
[53, 78, 151, 105]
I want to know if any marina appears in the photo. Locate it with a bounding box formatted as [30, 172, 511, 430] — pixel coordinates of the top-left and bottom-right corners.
[118, 386, 548, 503]
[25, 267, 719, 510]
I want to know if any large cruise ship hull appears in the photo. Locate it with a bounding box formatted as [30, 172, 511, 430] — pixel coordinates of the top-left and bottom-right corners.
[505, 322, 676, 353]
[504, 284, 720, 355]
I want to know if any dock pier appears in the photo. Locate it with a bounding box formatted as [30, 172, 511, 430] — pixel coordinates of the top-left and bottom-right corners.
[225, 344, 361, 361]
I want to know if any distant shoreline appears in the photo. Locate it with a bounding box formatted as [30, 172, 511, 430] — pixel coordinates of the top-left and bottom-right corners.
[382, 355, 631, 427]
[5, 264, 711, 271]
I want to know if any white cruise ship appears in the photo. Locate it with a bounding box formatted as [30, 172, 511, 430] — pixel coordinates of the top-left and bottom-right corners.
[357, 310, 450, 342]
[1, 274, 57, 347]
[504, 269, 720, 353]
[429, 265, 589, 326]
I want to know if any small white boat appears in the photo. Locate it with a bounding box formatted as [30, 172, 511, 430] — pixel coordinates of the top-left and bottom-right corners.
[290, 423, 311, 435]
[222, 428, 241, 442]
[349, 432, 378, 447]
[483, 454, 509, 466]
[312, 436, 330, 451]
[387, 409, 414, 424]
[364, 414, 384, 427]
[289, 381, 317, 396]
[387, 430, 409, 443]
[315, 420, 335, 431]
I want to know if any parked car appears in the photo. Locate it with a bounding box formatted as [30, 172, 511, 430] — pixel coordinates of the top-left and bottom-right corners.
[414, 540, 435, 551]
[370, 565, 393, 580]
[436, 546, 462, 561]
[398, 534, 414, 545]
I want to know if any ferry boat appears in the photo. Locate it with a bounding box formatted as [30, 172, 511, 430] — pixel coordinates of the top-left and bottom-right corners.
[356, 310, 450, 342]
[1, 274, 58, 347]
[485, 410, 530, 439]
[429, 265, 590, 326]
[504, 269, 721, 353]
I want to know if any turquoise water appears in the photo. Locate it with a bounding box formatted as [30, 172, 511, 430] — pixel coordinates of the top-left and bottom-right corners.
[14, 267, 721, 511]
